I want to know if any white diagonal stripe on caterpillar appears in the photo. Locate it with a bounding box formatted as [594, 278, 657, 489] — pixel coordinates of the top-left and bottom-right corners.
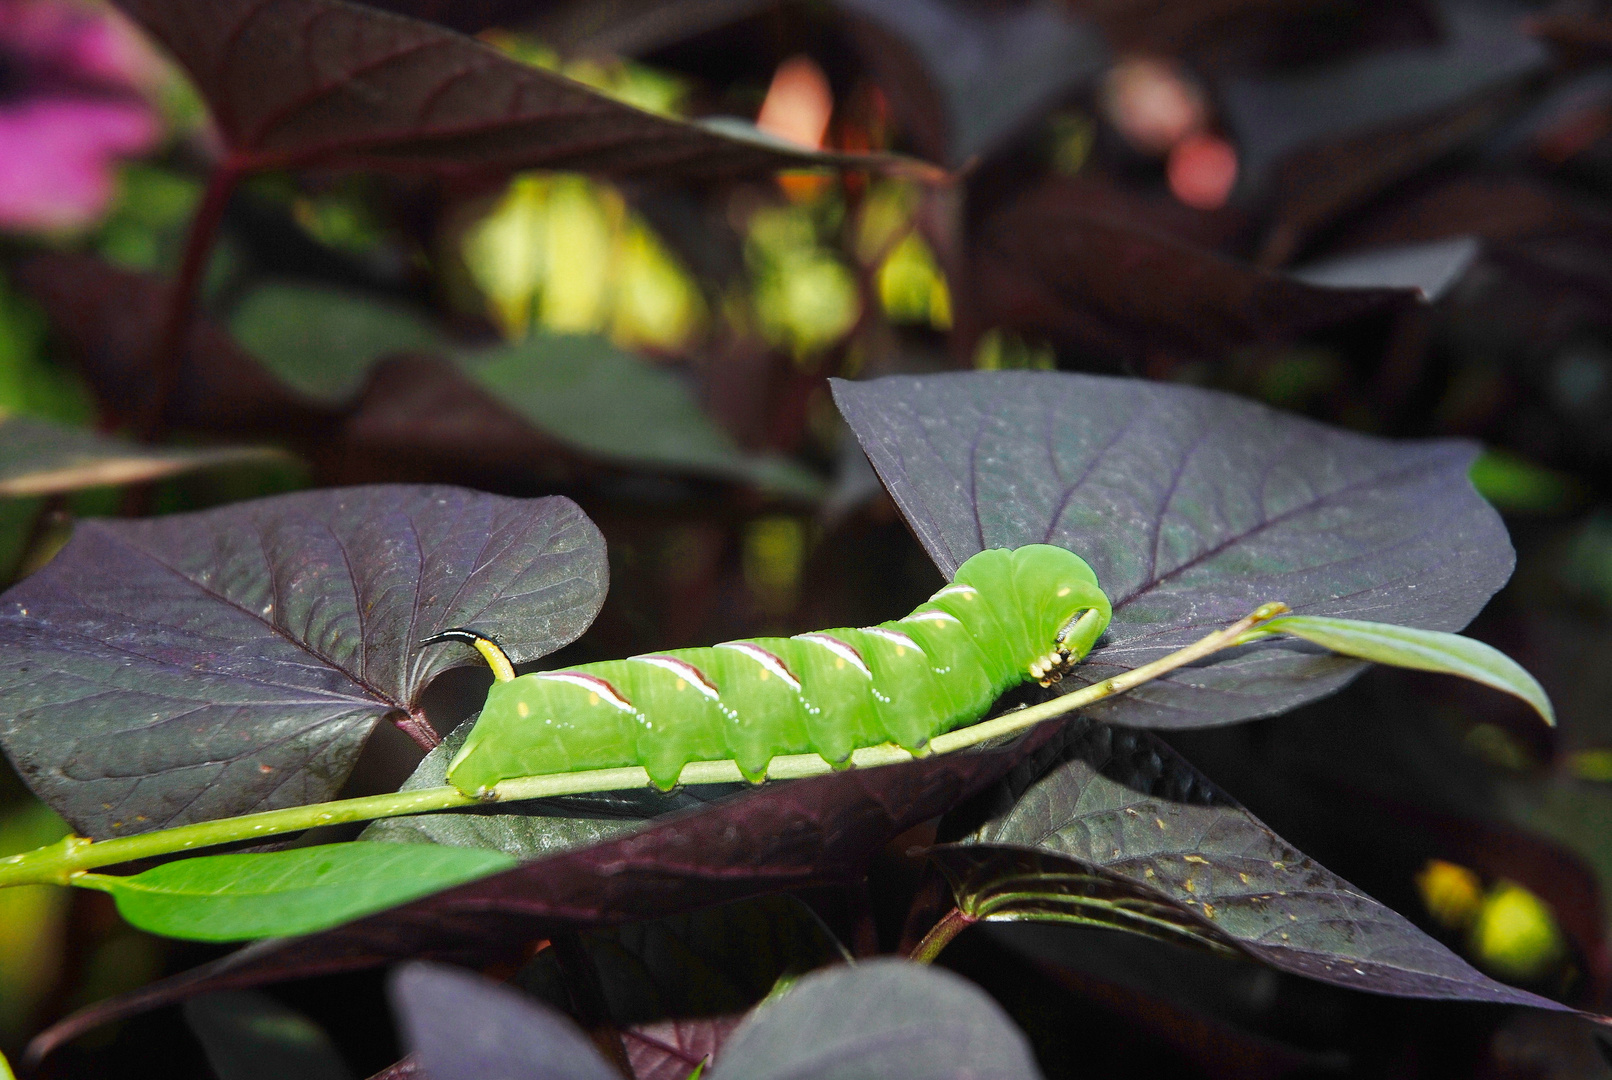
[793, 632, 873, 678]
[630, 654, 722, 699]
[715, 641, 803, 691]
[534, 671, 637, 711]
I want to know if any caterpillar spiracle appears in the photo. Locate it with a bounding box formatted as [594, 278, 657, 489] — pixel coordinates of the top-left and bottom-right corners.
[427, 545, 1112, 796]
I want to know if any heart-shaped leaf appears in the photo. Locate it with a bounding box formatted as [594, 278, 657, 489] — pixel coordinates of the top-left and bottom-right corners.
[0, 416, 290, 497]
[103, 842, 516, 941]
[831, 371, 1514, 729]
[392, 962, 620, 1080]
[26, 727, 1057, 1064]
[111, 0, 934, 181]
[705, 959, 1044, 1080]
[932, 721, 1574, 1011]
[0, 485, 606, 836]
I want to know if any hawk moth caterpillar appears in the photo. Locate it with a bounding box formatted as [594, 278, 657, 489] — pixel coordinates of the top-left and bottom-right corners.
[425, 545, 1112, 795]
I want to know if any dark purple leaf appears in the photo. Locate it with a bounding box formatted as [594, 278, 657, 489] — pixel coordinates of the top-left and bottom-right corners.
[831, 371, 1513, 729]
[933, 720, 1576, 1010]
[391, 962, 619, 1080]
[967, 177, 1411, 366]
[1288, 236, 1481, 302]
[111, 0, 935, 181]
[625, 1016, 740, 1080]
[26, 729, 1054, 1064]
[364, 1057, 423, 1080]
[1221, 1, 1550, 264]
[1222, 2, 1547, 189]
[0, 485, 605, 836]
[838, 0, 1106, 165]
[704, 959, 1044, 1080]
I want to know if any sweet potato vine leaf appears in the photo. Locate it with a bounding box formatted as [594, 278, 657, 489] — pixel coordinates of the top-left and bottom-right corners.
[930, 720, 1576, 1012]
[832, 371, 1514, 730]
[0, 485, 606, 837]
[110, 0, 937, 180]
[0, 415, 289, 497]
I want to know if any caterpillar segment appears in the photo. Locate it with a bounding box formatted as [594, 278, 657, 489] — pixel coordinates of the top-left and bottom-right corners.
[430, 544, 1113, 796]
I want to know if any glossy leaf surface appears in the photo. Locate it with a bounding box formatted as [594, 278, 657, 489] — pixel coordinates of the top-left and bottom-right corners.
[111, 0, 932, 180]
[0, 485, 606, 835]
[832, 371, 1513, 729]
[706, 959, 1044, 1080]
[934, 721, 1572, 1010]
[107, 842, 515, 941]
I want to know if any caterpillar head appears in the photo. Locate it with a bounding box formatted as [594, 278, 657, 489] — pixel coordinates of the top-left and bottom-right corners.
[1005, 545, 1113, 685]
[949, 545, 1114, 686]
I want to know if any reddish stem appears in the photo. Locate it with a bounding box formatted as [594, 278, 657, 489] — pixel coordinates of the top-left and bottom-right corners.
[137, 160, 243, 442]
[908, 906, 977, 964]
[392, 708, 442, 751]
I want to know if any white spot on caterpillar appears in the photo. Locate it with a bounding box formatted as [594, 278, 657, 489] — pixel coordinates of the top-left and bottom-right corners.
[535, 671, 636, 712]
[860, 626, 925, 658]
[716, 641, 802, 691]
[630, 654, 720, 699]
[794, 633, 872, 678]
[1057, 587, 1070, 597]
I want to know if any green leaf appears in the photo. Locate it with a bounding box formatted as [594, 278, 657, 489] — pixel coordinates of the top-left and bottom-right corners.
[1468, 449, 1580, 514]
[229, 283, 443, 403]
[459, 334, 824, 498]
[101, 842, 515, 941]
[1252, 615, 1554, 725]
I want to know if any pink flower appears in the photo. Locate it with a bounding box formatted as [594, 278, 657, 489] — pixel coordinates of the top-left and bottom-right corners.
[0, 0, 162, 231]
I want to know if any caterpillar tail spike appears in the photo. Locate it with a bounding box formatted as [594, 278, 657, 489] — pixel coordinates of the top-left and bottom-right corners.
[421, 627, 517, 683]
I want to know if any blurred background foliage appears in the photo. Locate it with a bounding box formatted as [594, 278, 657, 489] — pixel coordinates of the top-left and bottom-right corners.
[5, 0, 1612, 1074]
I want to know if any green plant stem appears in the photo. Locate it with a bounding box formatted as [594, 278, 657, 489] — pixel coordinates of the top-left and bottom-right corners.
[0, 603, 1288, 890]
[909, 907, 977, 963]
[0, 786, 479, 887]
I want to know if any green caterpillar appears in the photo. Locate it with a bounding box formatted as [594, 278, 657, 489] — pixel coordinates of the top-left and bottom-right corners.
[427, 545, 1112, 795]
